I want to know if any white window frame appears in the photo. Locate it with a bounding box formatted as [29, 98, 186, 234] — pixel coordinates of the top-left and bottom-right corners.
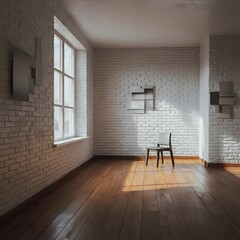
[54, 31, 76, 141]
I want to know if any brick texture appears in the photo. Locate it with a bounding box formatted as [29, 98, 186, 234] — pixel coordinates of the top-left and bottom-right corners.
[93, 48, 199, 156]
[0, 0, 93, 217]
[209, 36, 240, 163]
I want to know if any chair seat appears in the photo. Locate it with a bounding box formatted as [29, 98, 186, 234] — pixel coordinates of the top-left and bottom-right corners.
[146, 146, 169, 151]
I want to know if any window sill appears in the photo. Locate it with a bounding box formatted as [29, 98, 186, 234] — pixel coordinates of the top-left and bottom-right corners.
[53, 136, 89, 147]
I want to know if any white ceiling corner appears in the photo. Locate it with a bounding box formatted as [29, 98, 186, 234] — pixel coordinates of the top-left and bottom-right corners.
[62, 0, 240, 48]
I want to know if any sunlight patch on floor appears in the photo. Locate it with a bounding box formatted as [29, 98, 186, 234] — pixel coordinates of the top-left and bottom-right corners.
[224, 167, 240, 179]
[121, 159, 204, 192]
[122, 183, 194, 192]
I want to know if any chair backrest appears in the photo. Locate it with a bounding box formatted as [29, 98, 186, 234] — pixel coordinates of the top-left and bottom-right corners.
[158, 132, 171, 146]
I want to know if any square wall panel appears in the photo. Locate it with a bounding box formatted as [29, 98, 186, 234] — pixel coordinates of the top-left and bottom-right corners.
[146, 100, 153, 111]
[132, 93, 145, 100]
[219, 105, 231, 119]
[219, 97, 234, 105]
[145, 89, 153, 100]
[210, 92, 219, 105]
[131, 100, 144, 110]
[219, 81, 233, 96]
[130, 85, 154, 113]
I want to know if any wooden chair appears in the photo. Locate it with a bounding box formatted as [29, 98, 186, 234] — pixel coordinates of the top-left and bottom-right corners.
[146, 133, 174, 167]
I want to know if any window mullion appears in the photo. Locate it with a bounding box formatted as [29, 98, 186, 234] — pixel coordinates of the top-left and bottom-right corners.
[54, 32, 76, 141]
[55, 67, 74, 80]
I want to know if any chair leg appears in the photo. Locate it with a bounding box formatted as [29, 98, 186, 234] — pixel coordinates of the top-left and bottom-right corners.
[161, 151, 164, 164]
[146, 149, 149, 166]
[156, 150, 160, 167]
[170, 150, 175, 167]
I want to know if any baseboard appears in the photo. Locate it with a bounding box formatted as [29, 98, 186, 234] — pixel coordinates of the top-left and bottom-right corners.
[94, 155, 200, 161]
[0, 157, 94, 225]
[200, 158, 240, 167]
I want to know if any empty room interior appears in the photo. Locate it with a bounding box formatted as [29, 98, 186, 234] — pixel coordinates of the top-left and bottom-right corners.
[1, 0, 240, 239]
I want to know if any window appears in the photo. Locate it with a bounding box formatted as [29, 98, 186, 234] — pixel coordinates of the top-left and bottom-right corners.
[54, 33, 75, 141]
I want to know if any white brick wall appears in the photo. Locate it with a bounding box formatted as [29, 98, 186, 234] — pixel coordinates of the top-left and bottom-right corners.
[93, 48, 199, 156]
[0, 0, 93, 217]
[199, 38, 209, 161]
[209, 36, 240, 163]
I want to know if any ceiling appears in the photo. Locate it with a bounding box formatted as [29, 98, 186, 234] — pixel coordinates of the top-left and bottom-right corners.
[62, 0, 240, 48]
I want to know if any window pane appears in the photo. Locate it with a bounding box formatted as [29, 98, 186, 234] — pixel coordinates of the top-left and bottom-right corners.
[54, 71, 62, 104]
[64, 108, 74, 137]
[64, 43, 74, 76]
[54, 106, 63, 140]
[54, 35, 62, 70]
[64, 76, 74, 107]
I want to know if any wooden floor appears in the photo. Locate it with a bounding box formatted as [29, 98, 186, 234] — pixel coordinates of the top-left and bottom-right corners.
[0, 158, 240, 240]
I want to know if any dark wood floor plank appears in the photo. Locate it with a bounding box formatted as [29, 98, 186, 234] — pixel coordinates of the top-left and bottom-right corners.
[154, 166, 183, 240]
[141, 161, 162, 240]
[163, 162, 205, 240]
[187, 160, 240, 225]
[185, 160, 240, 239]
[18, 160, 111, 240]
[97, 161, 135, 240]
[36, 160, 115, 240]
[55, 160, 123, 240]
[0, 160, 104, 240]
[176, 160, 227, 240]
[0, 158, 240, 240]
[119, 160, 143, 240]
[192, 183, 240, 240]
[74, 160, 130, 240]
